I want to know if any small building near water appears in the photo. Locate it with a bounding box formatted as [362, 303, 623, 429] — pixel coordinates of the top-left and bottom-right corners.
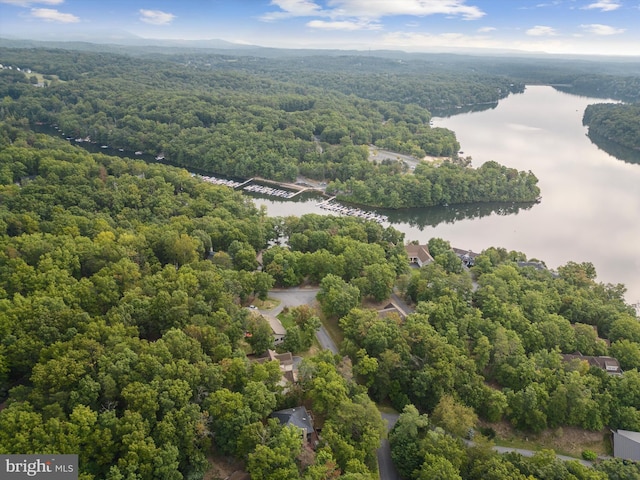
[405, 244, 434, 267]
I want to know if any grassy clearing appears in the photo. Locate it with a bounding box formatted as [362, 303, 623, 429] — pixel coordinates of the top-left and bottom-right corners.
[23, 71, 64, 85]
[252, 297, 280, 310]
[484, 420, 609, 458]
[320, 313, 344, 347]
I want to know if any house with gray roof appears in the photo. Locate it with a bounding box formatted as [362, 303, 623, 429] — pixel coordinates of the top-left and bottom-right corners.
[271, 406, 317, 444]
[613, 429, 640, 462]
[263, 314, 286, 345]
[561, 352, 622, 375]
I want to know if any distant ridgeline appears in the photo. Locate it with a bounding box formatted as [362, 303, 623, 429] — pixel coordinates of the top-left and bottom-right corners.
[583, 104, 640, 156]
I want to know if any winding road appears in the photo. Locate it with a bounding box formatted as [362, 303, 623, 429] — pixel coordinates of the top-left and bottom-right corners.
[266, 287, 399, 478]
[263, 287, 590, 478]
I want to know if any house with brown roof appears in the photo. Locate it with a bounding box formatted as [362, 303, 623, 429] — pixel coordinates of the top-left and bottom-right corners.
[253, 349, 297, 384]
[248, 310, 287, 345]
[406, 243, 434, 267]
[263, 314, 287, 345]
[561, 352, 622, 375]
[377, 302, 407, 320]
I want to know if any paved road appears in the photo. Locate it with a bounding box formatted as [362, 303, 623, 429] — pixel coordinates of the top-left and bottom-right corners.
[316, 326, 338, 353]
[266, 288, 398, 477]
[377, 412, 401, 480]
[492, 445, 593, 467]
[265, 287, 338, 353]
[267, 287, 320, 316]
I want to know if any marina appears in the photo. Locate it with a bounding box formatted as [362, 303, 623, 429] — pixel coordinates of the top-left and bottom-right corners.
[195, 174, 245, 188]
[194, 174, 387, 223]
[316, 197, 388, 224]
[243, 183, 297, 198]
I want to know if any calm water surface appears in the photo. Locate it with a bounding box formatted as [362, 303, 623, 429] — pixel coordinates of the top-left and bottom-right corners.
[253, 86, 640, 304]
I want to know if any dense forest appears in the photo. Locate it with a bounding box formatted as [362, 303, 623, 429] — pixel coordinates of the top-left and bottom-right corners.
[583, 103, 640, 152]
[1, 124, 639, 479]
[328, 160, 539, 208]
[555, 75, 640, 104]
[2, 41, 640, 479]
[0, 124, 406, 479]
[0, 47, 541, 208]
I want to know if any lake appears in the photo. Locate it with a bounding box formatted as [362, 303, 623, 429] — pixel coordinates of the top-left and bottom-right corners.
[252, 86, 640, 306]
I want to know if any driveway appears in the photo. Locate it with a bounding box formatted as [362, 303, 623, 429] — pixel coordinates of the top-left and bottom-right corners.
[265, 287, 338, 353]
[378, 412, 401, 480]
[267, 288, 395, 477]
[492, 445, 593, 467]
[267, 287, 320, 316]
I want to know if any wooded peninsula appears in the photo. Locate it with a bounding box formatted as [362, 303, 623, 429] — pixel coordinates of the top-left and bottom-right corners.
[0, 47, 543, 209]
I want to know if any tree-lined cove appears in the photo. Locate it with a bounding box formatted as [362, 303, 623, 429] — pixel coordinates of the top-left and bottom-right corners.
[256, 86, 640, 305]
[1, 124, 640, 479]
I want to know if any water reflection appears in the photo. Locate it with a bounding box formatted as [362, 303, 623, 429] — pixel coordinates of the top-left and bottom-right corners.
[586, 132, 640, 165]
[431, 101, 499, 118]
[248, 192, 538, 231]
[387, 201, 537, 229]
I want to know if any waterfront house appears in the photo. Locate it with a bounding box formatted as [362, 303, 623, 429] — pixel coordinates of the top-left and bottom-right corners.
[452, 247, 479, 267]
[406, 244, 434, 267]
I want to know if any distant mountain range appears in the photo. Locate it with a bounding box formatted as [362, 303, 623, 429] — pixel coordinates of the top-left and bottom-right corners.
[1, 33, 640, 64]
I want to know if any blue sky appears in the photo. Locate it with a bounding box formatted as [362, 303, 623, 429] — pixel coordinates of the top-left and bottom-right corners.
[1, 0, 639, 55]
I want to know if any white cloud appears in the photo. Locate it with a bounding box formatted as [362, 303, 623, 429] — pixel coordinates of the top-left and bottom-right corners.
[261, 0, 324, 21]
[477, 26, 496, 33]
[535, 1, 562, 7]
[326, 0, 485, 20]
[0, 0, 63, 5]
[30, 7, 78, 22]
[139, 9, 175, 26]
[262, 0, 485, 22]
[307, 19, 381, 30]
[582, 0, 621, 11]
[581, 23, 625, 35]
[526, 25, 557, 36]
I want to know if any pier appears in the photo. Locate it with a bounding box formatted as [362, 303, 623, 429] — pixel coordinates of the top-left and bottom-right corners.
[195, 174, 245, 188]
[194, 174, 310, 199]
[243, 183, 297, 199]
[316, 198, 388, 224]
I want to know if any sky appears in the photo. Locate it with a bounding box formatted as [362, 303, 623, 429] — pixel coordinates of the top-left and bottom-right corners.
[0, 0, 639, 56]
